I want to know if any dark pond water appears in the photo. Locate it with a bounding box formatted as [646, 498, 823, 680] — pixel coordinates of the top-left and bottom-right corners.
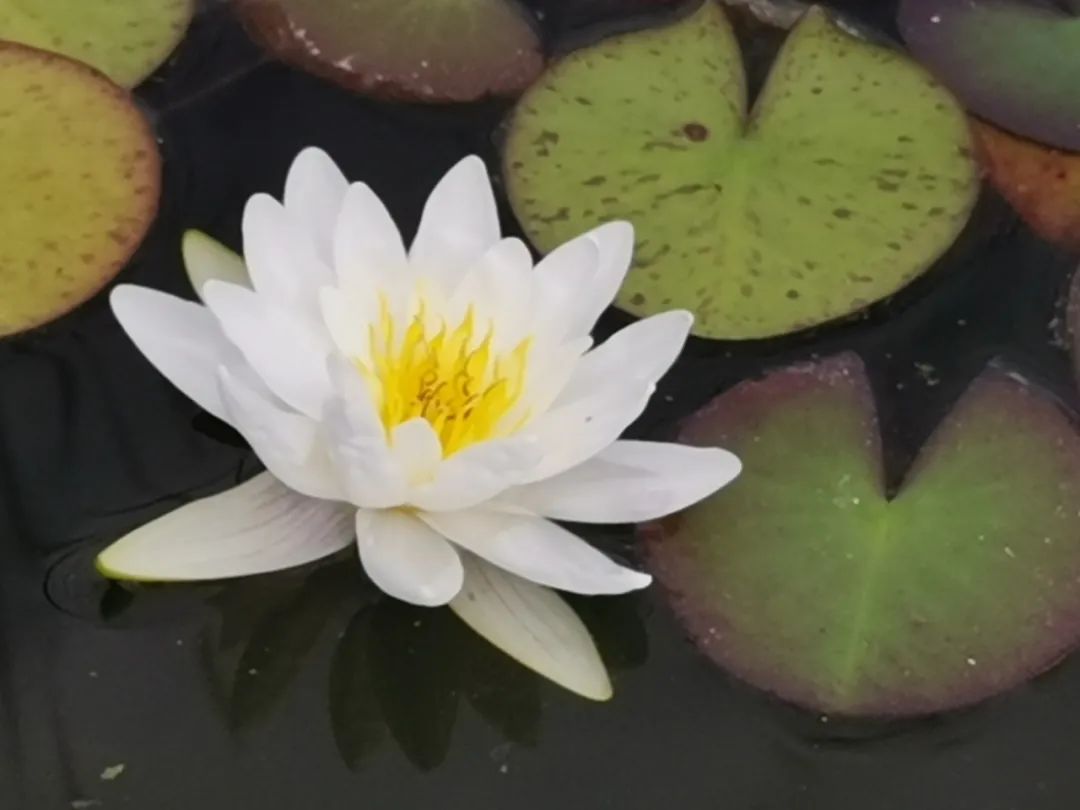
[2, 1, 1079, 807]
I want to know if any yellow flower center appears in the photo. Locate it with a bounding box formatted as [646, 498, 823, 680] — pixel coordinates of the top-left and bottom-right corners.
[358, 296, 532, 457]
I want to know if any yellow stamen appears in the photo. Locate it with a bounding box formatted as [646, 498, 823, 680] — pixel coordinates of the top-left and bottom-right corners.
[356, 295, 532, 457]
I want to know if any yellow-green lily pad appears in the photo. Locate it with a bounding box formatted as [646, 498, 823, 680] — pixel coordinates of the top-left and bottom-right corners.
[0, 0, 194, 88]
[504, 2, 978, 339]
[645, 354, 1080, 716]
[0, 42, 160, 338]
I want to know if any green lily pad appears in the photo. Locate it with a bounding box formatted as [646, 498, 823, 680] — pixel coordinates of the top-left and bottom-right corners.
[504, 2, 977, 339]
[899, 0, 1080, 151]
[0, 0, 194, 88]
[0, 43, 160, 339]
[644, 354, 1080, 716]
[235, 0, 544, 102]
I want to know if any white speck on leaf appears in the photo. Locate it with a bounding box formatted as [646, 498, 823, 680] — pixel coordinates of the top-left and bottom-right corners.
[100, 764, 125, 781]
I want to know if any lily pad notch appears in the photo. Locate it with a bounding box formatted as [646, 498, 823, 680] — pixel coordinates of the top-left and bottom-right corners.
[0, 42, 160, 338]
[505, 1, 978, 339]
[645, 353, 1080, 716]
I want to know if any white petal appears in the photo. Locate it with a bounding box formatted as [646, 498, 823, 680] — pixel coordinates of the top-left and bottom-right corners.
[357, 509, 463, 606]
[449, 237, 534, 343]
[182, 230, 250, 300]
[218, 366, 343, 501]
[389, 418, 443, 485]
[320, 287, 371, 361]
[563, 221, 635, 337]
[334, 182, 408, 296]
[326, 353, 383, 437]
[520, 381, 653, 482]
[202, 280, 332, 418]
[242, 193, 335, 313]
[322, 395, 406, 509]
[499, 441, 741, 523]
[421, 510, 650, 595]
[408, 436, 542, 512]
[409, 156, 500, 292]
[283, 146, 349, 263]
[110, 284, 236, 421]
[450, 553, 612, 700]
[532, 233, 599, 340]
[96, 473, 354, 582]
[557, 310, 692, 406]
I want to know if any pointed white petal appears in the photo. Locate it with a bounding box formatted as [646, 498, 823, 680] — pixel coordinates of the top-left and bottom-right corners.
[409, 156, 500, 292]
[563, 221, 635, 337]
[242, 193, 335, 312]
[334, 182, 407, 295]
[218, 366, 343, 501]
[182, 231, 250, 300]
[450, 553, 612, 700]
[202, 280, 332, 419]
[322, 395, 406, 509]
[357, 509, 463, 606]
[326, 354, 383, 437]
[283, 146, 349, 263]
[110, 285, 236, 422]
[421, 510, 650, 595]
[520, 381, 653, 482]
[500, 440, 741, 523]
[96, 473, 354, 582]
[557, 310, 692, 406]
[320, 287, 371, 361]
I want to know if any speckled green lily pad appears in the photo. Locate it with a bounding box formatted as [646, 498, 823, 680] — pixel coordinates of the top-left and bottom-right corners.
[0, 0, 194, 88]
[0, 43, 160, 338]
[505, 2, 978, 339]
[644, 354, 1080, 716]
[899, 0, 1080, 151]
[235, 0, 544, 102]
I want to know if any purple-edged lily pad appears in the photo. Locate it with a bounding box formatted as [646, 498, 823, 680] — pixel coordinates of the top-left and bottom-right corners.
[235, 0, 544, 102]
[899, 0, 1080, 151]
[645, 354, 1080, 716]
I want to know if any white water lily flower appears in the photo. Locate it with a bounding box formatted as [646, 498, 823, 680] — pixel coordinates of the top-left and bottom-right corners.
[101, 149, 741, 699]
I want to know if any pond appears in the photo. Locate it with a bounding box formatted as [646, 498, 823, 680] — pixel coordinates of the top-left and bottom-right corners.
[1, 0, 1079, 807]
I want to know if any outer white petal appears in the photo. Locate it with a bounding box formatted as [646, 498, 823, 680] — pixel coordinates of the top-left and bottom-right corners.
[562, 221, 635, 337]
[450, 553, 612, 701]
[110, 285, 236, 422]
[283, 146, 349, 263]
[218, 366, 343, 501]
[519, 382, 653, 482]
[333, 182, 408, 296]
[421, 510, 650, 595]
[242, 193, 335, 314]
[499, 441, 742, 523]
[96, 473, 354, 582]
[409, 156, 500, 292]
[408, 436, 542, 512]
[182, 230, 250, 300]
[557, 310, 692, 406]
[202, 280, 332, 419]
[357, 509, 464, 606]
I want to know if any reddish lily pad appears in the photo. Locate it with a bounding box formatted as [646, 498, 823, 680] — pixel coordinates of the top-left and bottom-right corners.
[505, 2, 977, 340]
[644, 354, 1080, 716]
[975, 122, 1080, 250]
[0, 43, 160, 339]
[0, 0, 194, 88]
[899, 0, 1080, 151]
[235, 0, 544, 102]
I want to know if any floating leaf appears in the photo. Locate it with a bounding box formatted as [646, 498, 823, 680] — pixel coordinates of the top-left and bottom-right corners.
[505, 2, 977, 339]
[0, 43, 160, 339]
[974, 122, 1080, 250]
[235, 0, 544, 102]
[0, 0, 194, 88]
[899, 0, 1080, 151]
[644, 354, 1080, 716]
[450, 554, 613, 702]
